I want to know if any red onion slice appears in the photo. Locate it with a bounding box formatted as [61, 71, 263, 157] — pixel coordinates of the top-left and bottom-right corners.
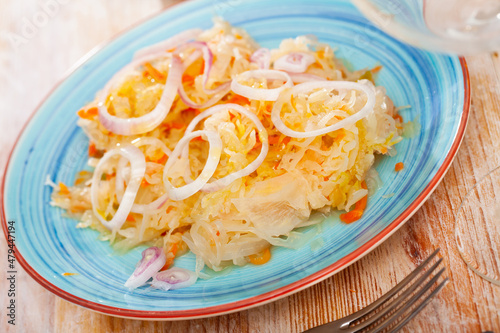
[250, 48, 271, 69]
[133, 28, 202, 59]
[176, 41, 231, 108]
[124, 247, 166, 289]
[98, 54, 183, 135]
[230, 69, 293, 101]
[271, 81, 376, 138]
[273, 52, 316, 73]
[183, 103, 269, 192]
[151, 267, 197, 291]
[91, 145, 146, 231]
[163, 130, 222, 201]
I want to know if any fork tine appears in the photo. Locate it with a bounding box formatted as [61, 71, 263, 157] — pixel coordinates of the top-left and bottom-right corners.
[349, 259, 443, 332]
[364, 267, 446, 333]
[341, 249, 441, 325]
[387, 278, 449, 333]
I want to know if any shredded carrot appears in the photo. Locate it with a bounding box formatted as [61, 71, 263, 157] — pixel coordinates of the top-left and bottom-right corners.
[144, 62, 165, 82]
[249, 248, 271, 265]
[393, 114, 403, 123]
[74, 178, 86, 186]
[340, 209, 363, 224]
[77, 107, 98, 120]
[88, 142, 97, 157]
[226, 94, 250, 105]
[355, 195, 368, 212]
[166, 206, 175, 214]
[182, 108, 198, 114]
[59, 182, 70, 195]
[192, 136, 205, 142]
[141, 178, 150, 187]
[163, 122, 186, 131]
[62, 272, 79, 276]
[182, 73, 195, 84]
[371, 65, 383, 73]
[268, 135, 281, 145]
[126, 214, 135, 222]
[105, 172, 115, 181]
[157, 154, 168, 165]
[161, 243, 179, 270]
[69, 204, 88, 213]
[340, 181, 368, 224]
[395, 162, 404, 172]
[268, 135, 290, 146]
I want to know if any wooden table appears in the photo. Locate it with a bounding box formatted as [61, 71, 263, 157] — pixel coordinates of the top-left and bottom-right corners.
[1, 1, 499, 332]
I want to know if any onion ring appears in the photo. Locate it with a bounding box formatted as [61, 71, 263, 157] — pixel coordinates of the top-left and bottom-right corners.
[91, 145, 146, 231]
[163, 130, 222, 201]
[271, 80, 376, 138]
[98, 54, 183, 135]
[115, 137, 172, 213]
[183, 103, 269, 192]
[230, 69, 293, 101]
[176, 41, 231, 109]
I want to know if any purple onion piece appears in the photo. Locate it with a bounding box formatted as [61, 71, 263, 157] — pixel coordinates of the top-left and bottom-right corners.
[124, 247, 166, 290]
[273, 52, 316, 73]
[250, 48, 271, 70]
[151, 267, 198, 291]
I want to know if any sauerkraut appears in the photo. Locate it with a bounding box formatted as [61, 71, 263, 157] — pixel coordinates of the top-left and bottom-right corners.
[50, 20, 403, 274]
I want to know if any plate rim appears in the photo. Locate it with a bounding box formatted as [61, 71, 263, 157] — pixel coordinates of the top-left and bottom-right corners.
[1, 0, 471, 320]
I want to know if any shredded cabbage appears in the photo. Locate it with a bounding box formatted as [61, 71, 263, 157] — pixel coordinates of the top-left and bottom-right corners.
[50, 19, 404, 273]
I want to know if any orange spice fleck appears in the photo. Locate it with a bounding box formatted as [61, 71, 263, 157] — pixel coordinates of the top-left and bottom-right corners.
[157, 154, 168, 165]
[58, 182, 70, 195]
[339, 209, 363, 224]
[161, 243, 179, 270]
[371, 65, 383, 73]
[249, 248, 271, 265]
[226, 94, 250, 105]
[144, 62, 165, 82]
[395, 162, 404, 172]
[340, 182, 368, 224]
[77, 107, 98, 120]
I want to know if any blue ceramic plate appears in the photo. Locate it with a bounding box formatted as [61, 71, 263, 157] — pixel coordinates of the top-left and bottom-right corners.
[1, 0, 469, 319]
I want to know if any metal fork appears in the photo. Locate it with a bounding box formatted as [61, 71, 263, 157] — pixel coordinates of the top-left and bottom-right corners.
[304, 249, 449, 333]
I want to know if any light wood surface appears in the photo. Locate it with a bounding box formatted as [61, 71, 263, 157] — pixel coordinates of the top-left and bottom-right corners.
[1, 1, 499, 332]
